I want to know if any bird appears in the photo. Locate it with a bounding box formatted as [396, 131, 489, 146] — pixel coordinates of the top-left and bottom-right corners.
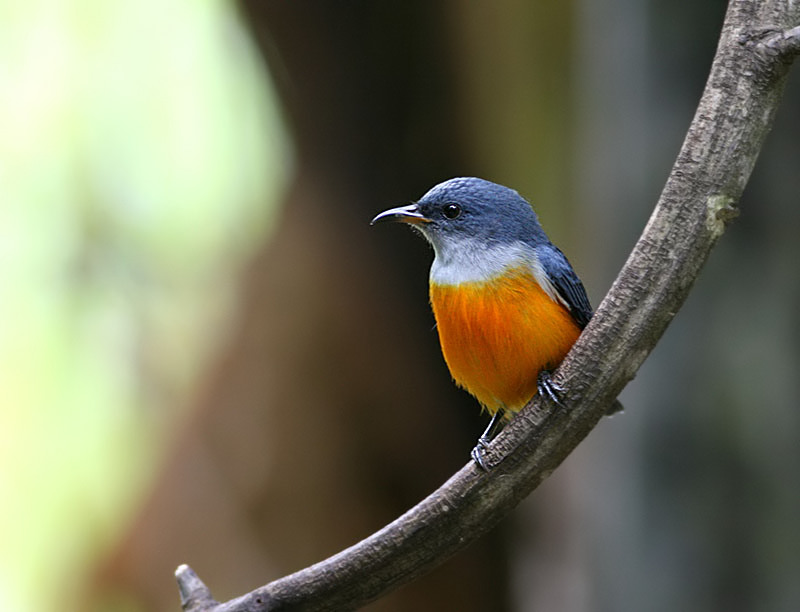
[371, 177, 596, 469]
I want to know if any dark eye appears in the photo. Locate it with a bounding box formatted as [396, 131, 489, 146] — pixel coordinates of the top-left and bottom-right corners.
[443, 203, 462, 219]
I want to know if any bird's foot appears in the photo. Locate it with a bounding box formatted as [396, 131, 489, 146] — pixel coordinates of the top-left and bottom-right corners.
[538, 371, 626, 416]
[470, 411, 504, 471]
[470, 438, 491, 471]
[537, 370, 564, 405]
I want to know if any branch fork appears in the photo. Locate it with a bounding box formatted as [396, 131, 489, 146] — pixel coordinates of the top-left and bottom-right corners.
[741, 24, 800, 60]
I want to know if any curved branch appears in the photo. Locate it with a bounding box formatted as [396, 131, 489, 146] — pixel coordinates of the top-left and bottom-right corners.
[176, 2, 800, 611]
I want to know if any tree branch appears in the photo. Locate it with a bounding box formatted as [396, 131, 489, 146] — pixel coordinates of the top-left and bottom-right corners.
[745, 23, 800, 58]
[176, 2, 800, 610]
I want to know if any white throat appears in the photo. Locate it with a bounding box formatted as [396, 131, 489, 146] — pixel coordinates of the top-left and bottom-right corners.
[428, 237, 565, 306]
[429, 238, 532, 284]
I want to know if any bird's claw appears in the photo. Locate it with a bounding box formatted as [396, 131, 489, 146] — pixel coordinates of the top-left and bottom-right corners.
[470, 438, 491, 471]
[470, 412, 504, 471]
[537, 370, 564, 405]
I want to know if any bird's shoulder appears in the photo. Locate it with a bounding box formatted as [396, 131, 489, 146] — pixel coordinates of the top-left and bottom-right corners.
[533, 243, 593, 329]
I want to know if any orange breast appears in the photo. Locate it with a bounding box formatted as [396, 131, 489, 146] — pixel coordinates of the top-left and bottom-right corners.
[429, 268, 582, 416]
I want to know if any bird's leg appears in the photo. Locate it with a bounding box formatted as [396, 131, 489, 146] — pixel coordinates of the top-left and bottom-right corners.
[471, 412, 505, 471]
[536, 370, 564, 405]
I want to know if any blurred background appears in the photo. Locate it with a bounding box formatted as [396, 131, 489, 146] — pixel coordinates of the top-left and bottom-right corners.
[1, 1, 798, 611]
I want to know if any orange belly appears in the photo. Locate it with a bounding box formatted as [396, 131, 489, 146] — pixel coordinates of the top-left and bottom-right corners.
[430, 269, 582, 415]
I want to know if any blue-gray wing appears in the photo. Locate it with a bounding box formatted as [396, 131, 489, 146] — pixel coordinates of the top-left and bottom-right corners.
[537, 244, 593, 329]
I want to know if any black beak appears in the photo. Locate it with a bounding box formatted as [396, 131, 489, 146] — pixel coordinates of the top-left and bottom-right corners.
[370, 203, 431, 226]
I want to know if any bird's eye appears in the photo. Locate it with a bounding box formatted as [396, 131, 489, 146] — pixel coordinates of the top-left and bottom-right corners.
[443, 203, 462, 219]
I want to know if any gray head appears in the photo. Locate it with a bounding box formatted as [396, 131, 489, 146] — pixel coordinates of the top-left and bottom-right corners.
[371, 177, 548, 253]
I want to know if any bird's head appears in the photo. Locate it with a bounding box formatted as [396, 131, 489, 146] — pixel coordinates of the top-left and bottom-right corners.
[371, 177, 546, 260]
